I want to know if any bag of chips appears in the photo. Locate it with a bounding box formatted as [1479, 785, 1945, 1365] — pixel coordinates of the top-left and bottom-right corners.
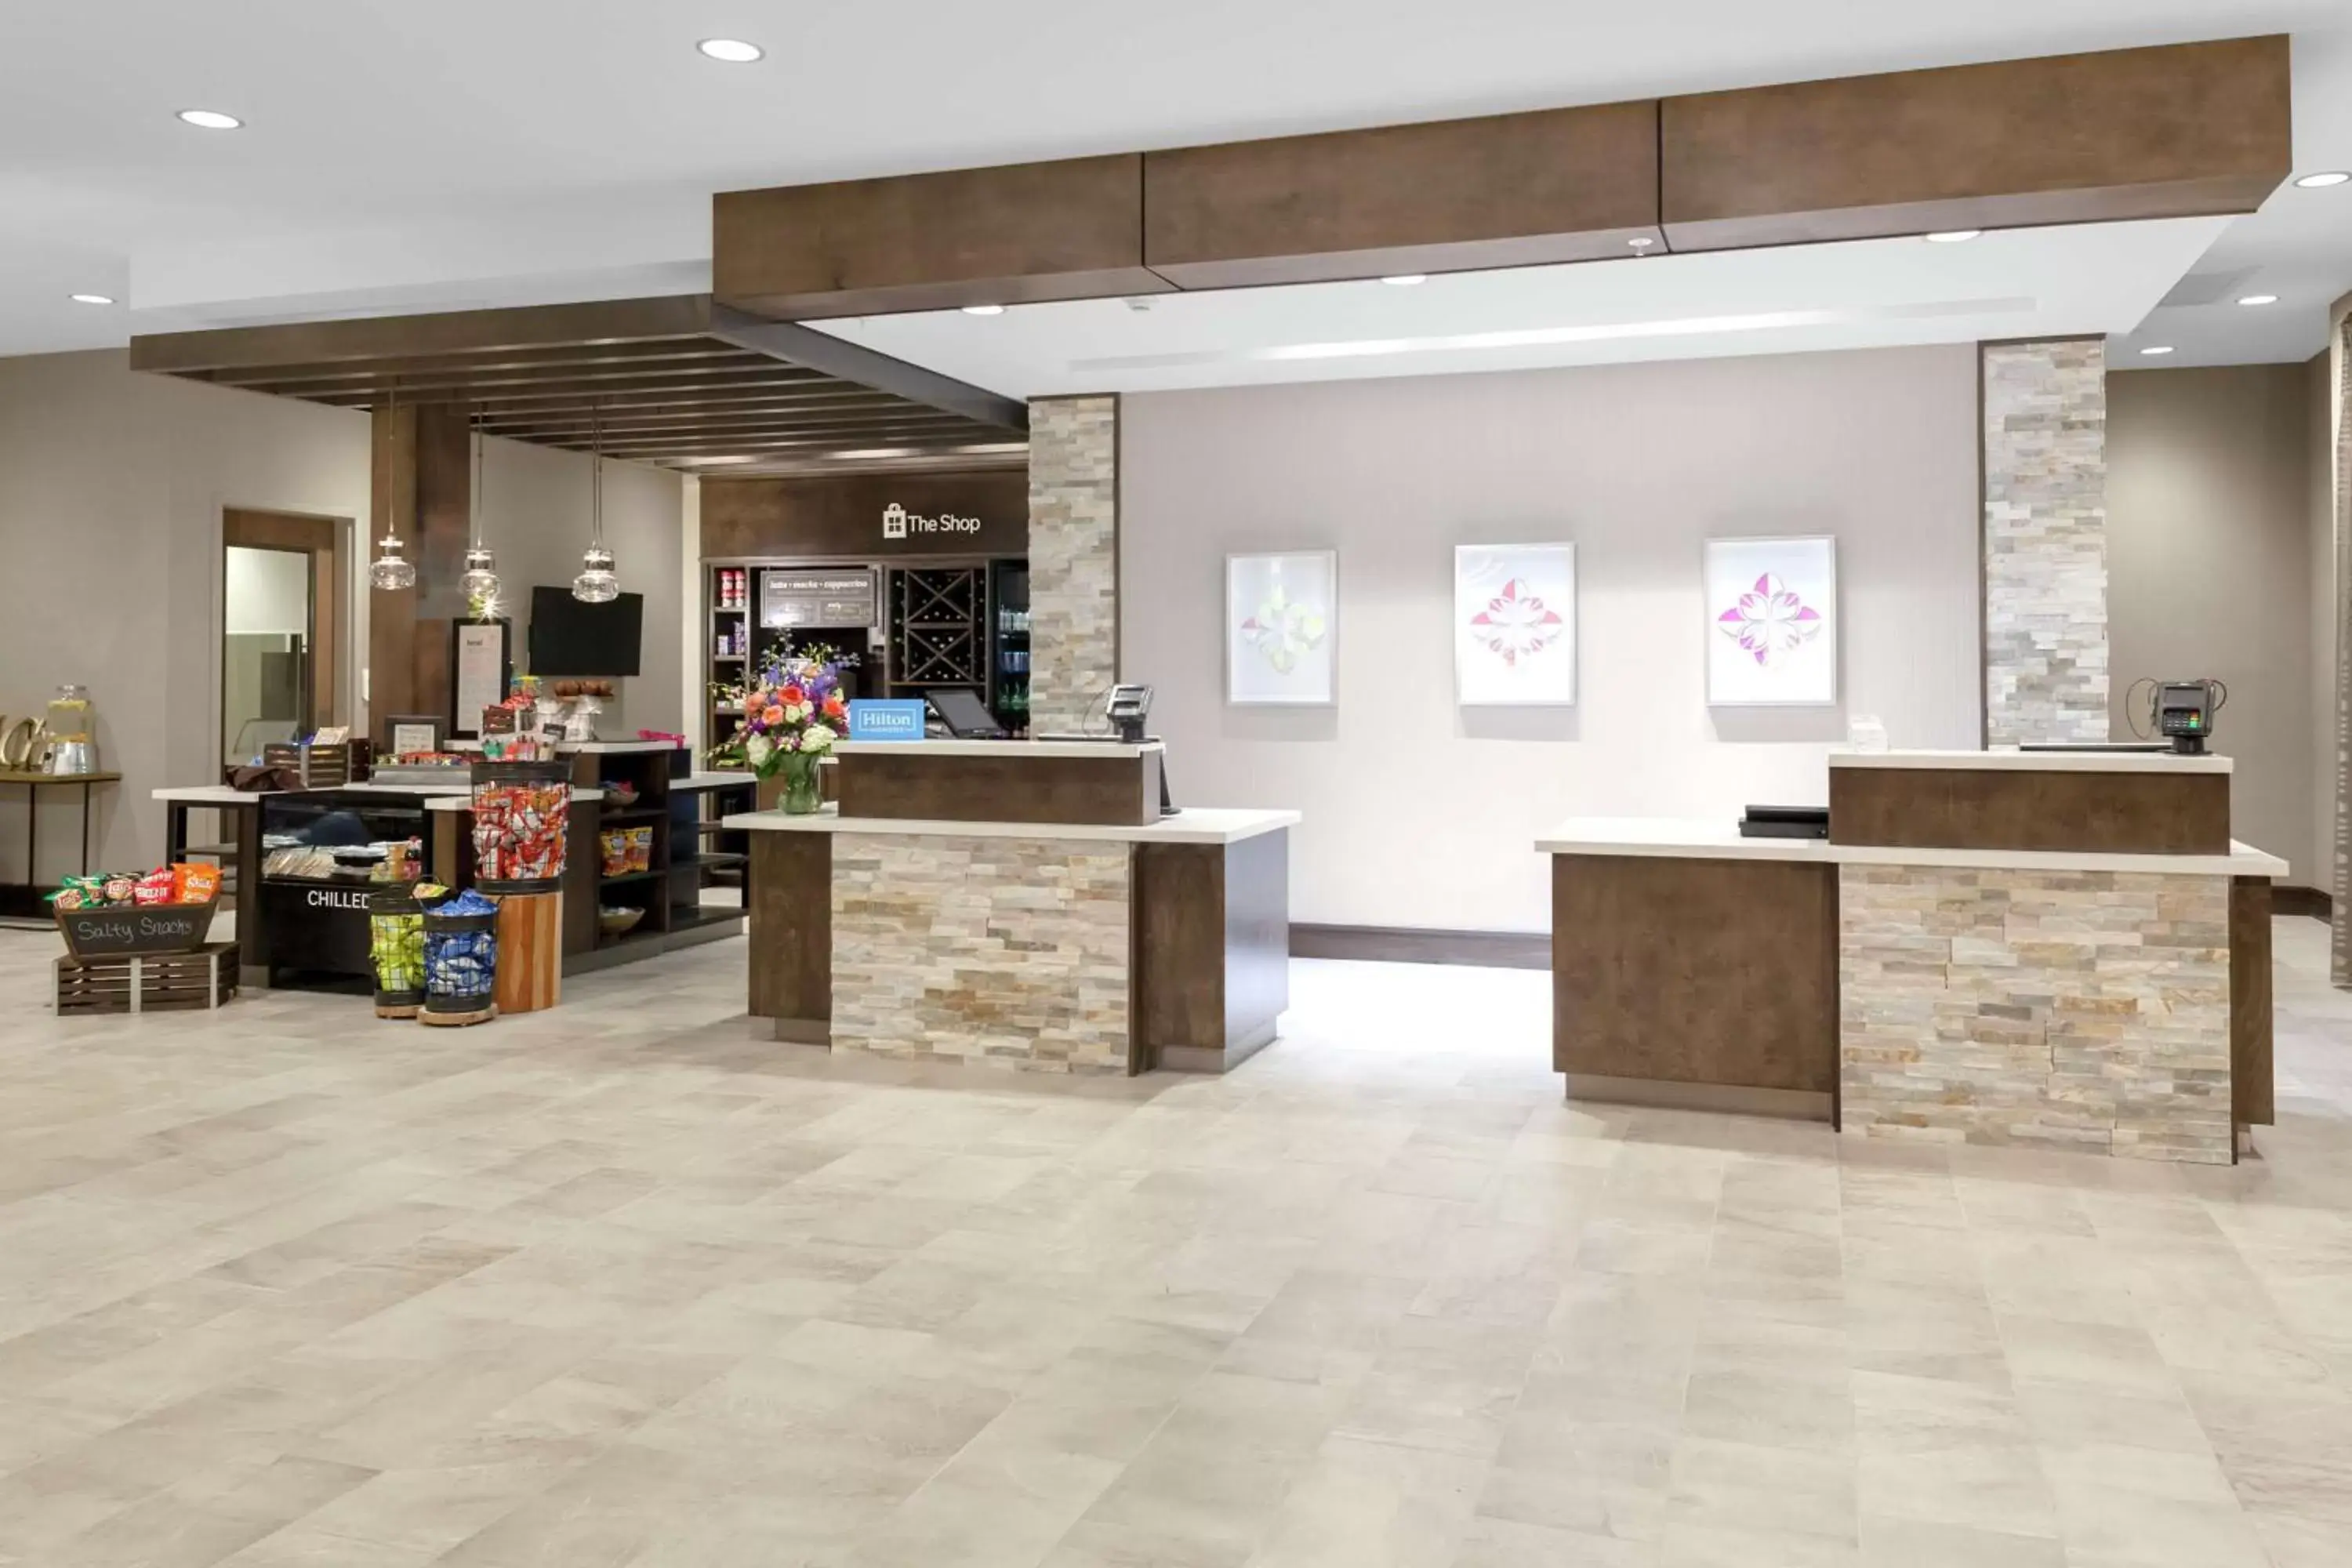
[174, 863, 222, 904]
[132, 869, 177, 906]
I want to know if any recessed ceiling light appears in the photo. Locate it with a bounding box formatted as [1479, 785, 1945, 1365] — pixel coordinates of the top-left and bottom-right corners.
[1627, 238, 1655, 251]
[2139, 345, 2176, 357]
[1380, 274, 1428, 286]
[830, 448, 916, 460]
[2294, 171, 2350, 189]
[696, 38, 764, 62]
[176, 108, 241, 130]
[1924, 230, 1982, 244]
[68, 292, 114, 306]
[2238, 294, 2279, 307]
[960, 303, 1004, 316]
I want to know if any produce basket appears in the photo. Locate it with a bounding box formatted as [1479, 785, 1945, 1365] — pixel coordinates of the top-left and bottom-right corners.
[368, 885, 427, 1018]
[419, 890, 500, 1025]
[470, 761, 571, 895]
[56, 898, 219, 960]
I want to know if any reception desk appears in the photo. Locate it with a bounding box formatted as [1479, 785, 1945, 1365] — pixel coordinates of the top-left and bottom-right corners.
[726, 742, 1296, 1075]
[1541, 750, 2285, 1165]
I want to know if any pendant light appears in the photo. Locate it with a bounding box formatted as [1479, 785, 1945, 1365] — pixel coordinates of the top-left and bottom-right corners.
[459, 412, 500, 612]
[572, 401, 619, 603]
[367, 389, 418, 590]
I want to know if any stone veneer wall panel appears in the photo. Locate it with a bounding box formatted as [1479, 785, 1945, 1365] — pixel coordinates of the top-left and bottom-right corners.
[830, 833, 1131, 1073]
[1983, 340, 2110, 746]
[1841, 863, 2232, 1164]
[1029, 394, 1120, 732]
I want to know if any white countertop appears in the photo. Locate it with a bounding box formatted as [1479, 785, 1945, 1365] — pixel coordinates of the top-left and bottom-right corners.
[1831, 747, 2232, 775]
[1535, 816, 2287, 878]
[721, 804, 1296, 846]
[154, 784, 270, 804]
[831, 739, 1164, 760]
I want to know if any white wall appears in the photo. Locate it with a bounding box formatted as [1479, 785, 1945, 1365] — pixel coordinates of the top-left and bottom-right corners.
[1121, 345, 1983, 932]
[2107, 364, 2318, 881]
[0, 348, 687, 875]
[0, 350, 372, 877]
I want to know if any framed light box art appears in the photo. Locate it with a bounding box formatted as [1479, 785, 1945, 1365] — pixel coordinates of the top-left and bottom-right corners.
[1454, 543, 1577, 706]
[1704, 535, 1838, 706]
[1226, 550, 1338, 706]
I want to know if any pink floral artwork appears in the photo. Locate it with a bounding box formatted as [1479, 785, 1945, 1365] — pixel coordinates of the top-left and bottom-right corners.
[1715, 572, 1823, 666]
[1467, 579, 1565, 667]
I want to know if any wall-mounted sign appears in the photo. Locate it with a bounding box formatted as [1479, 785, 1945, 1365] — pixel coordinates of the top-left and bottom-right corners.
[847, 699, 928, 742]
[881, 503, 983, 541]
[700, 473, 1029, 561]
[762, 569, 879, 629]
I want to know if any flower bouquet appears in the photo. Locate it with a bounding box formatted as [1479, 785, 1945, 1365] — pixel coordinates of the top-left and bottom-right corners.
[710, 647, 847, 814]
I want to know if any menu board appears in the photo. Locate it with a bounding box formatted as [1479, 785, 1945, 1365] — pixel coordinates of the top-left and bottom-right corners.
[762, 569, 879, 629]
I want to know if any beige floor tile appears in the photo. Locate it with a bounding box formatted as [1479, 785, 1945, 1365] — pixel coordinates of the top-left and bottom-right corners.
[1, 936, 2349, 1568]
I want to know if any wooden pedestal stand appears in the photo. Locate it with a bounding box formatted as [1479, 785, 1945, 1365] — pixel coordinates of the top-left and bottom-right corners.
[419, 1002, 497, 1028]
[495, 891, 562, 1014]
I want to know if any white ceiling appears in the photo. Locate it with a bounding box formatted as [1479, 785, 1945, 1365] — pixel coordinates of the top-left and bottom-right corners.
[808, 220, 2230, 397]
[2, 0, 2347, 371]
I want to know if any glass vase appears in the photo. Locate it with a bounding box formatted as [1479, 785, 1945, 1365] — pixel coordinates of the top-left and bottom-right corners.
[779, 750, 824, 815]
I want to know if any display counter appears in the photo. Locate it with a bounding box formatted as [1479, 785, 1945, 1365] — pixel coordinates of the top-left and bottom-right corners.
[1539, 750, 2284, 1164]
[725, 742, 1294, 1073]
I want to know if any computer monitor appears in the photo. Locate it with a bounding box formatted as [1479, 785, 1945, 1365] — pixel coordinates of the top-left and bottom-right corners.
[924, 688, 1007, 739]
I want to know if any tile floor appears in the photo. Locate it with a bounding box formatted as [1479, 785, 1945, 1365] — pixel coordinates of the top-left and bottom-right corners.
[1, 919, 2350, 1566]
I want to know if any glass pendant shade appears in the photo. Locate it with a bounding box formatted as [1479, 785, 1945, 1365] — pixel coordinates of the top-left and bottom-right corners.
[368, 531, 417, 590]
[459, 545, 500, 603]
[572, 544, 619, 604]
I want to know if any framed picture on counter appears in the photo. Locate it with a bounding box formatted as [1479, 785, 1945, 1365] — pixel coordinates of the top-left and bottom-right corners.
[1704, 535, 1837, 706]
[1454, 543, 1576, 706]
[450, 618, 512, 738]
[1226, 550, 1338, 706]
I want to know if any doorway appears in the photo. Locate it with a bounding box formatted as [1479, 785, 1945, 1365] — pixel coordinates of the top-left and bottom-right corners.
[221, 510, 343, 767]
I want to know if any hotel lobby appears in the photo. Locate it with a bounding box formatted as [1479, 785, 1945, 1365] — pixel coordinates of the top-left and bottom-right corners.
[4, 4, 2352, 1566]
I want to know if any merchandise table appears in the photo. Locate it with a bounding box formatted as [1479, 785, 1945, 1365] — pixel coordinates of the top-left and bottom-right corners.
[2, 771, 122, 922]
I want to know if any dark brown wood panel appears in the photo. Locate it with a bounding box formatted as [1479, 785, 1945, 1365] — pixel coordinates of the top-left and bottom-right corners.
[2231, 876, 2274, 1128]
[700, 470, 1029, 561]
[1134, 842, 1224, 1073]
[1661, 36, 2291, 251]
[1142, 101, 1661, 289]
[130, 296, 717, 376]
[749, 833, 832, 1031]
[1289, 924, 1549, 970]
[1828, 767, 2231, 855]
[1552, 855, 1838, 1098]
[561, 800, 600, 957]
[836, 751, 1157, 827]
[714, 154, 1169, 318]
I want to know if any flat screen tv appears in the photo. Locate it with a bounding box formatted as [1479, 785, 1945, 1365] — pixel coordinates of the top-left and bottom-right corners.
[528, 586, 643, 677]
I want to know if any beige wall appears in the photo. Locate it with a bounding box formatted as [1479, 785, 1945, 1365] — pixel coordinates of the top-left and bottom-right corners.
[0, 348, 685, 877]
[1121, 346, 1984, 932]
[2107, 365, 2318, 881]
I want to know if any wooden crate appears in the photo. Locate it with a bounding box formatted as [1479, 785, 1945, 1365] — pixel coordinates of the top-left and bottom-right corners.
[55, 944, 238, 1015]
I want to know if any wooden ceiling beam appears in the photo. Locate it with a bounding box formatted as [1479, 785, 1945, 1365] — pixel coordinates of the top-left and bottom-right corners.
[201, 337, 740, 390]
[129, 294, 715, 375]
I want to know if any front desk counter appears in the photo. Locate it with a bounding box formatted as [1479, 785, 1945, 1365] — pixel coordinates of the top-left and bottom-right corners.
[725, 740, 1298, 1075]
[1541, 750, 2286, 1166]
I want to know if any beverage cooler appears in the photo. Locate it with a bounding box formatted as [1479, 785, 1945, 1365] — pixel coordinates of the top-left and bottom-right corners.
[256, 791, 426, 987]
